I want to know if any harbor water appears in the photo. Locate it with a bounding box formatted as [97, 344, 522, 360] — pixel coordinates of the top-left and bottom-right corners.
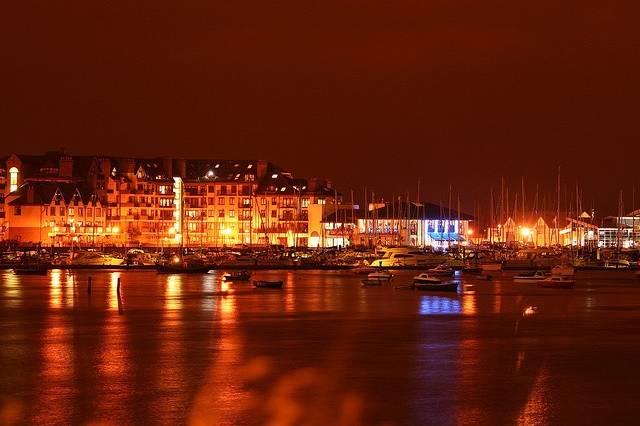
[1, 269, 640, 425]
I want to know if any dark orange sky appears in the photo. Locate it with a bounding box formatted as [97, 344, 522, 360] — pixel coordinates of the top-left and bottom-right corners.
[1, 1, 639, 216]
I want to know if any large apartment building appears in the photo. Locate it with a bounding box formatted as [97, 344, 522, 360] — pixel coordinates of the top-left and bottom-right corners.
[0, 152, 339, 248]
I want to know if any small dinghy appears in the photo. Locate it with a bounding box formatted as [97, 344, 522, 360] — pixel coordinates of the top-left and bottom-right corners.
[427, 264, 454, 276]
[253, 280, 284, 289]
[367, 271, 393, 281]
[361, 279, 383, 286]
[223, 270, 252, 281]
[538, 276, 575, 289]
[513, 270, 548, 283]
[413, 273, 442, 284]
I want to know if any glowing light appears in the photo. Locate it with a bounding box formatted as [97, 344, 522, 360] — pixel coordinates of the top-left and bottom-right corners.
[521, 227, 531, 237]
[271, 174, 278, 179]
[207, 170, 214, 177]
[9, 167, 18, 192]
[221, 228, 232, 236]
[112, 226, 120, 234]
[168, 227, 176, 235]
[173, 256, 181, 264]
[466, 229, 474, 236]
[523, 306, 538, 316]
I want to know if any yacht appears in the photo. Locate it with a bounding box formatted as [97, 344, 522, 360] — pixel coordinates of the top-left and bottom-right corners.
[69, 251, 125, 266]
[367, 270, 393, 281]
[369, 247, 450, 267]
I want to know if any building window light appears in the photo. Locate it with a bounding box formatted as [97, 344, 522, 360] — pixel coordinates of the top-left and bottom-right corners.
[9, 167, 18, 193]
[271, 174, 278, 179]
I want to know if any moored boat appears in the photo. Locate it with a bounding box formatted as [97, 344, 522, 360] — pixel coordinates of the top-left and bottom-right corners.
[413, 273, 442, 284]
[12, 263, 49, 275]
[367, 271, 393, 281]
[539, 276, 575, 289]
[427, 263, 454, 276]
[361, 279, 383, 286]
[480, 262, 503, 272]
[223, 270, 252, 281]
[253, 280, 284, 289]
[513, 270, 548, 283]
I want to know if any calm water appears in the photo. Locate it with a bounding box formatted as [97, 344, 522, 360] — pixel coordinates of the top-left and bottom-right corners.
[1, 269, 640, 425]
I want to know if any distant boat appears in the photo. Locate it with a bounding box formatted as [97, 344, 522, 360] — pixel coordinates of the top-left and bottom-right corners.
[551, 264, 575, 277]
[480, 262, 503, 272]
[352, 266, 377, 275]
[367, 271, 393, 281]
[413, 281, 459, 292]
[413, 273, 442, 284]
[361, 279, 383, 286]
[426, 264, 454, 276]
[253, 280, 283, 289]
[223, 270, 252, 281]
[12, 263, 49, 275]
[513, 270, 548, 283]
[539, 276, 575, 289]
[70, 251, 124, 266]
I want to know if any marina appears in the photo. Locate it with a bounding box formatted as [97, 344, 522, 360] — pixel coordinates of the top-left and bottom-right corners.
[2, 268, 640, 424]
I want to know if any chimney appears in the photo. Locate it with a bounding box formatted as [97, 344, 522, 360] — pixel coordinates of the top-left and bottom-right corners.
[256, 160, 268, 180]
[174, 158, 186, 178]
[162, 158, 173, 178]
[59, 156, 73, 177]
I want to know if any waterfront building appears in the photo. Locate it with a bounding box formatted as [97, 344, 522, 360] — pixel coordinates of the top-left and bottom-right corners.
[353, 201, 473, 249]
[0, 152, 339, 248]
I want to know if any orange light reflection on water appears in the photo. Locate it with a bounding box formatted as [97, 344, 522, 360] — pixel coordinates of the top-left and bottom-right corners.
[49, 270, 62, 309]
[32, 312, 73, 424]
[2, 273, 22, 308]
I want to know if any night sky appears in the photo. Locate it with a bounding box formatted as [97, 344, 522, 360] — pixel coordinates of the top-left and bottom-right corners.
[2, 1, 639, 216]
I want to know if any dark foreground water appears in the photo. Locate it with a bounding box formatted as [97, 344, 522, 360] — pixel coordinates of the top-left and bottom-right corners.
[1, 269, 640, 425]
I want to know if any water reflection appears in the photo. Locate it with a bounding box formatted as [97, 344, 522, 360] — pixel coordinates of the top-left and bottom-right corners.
[32, 312, 74, 424]
[2, 272, 22, 308]
[201, 274, 217, 312]
[419, 295, 462, 315]
[107, 272, 121, 311]
[166, 275, 183, 311]
[50, 269, 62, 309]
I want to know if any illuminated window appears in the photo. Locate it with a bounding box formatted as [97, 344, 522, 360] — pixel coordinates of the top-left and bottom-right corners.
[229, 209, 235, 218]
[218, 197, 225, 205]
[218, 210, 225, 218]
[9, 167, 18, 192]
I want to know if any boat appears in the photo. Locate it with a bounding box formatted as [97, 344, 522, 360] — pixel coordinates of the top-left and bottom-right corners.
[352, 266, 377, 275]
[12, 263, 49, 275]
[413, 273, 442, 284]
[69, 251, 125, 266]
[539, 276, 575, 289]
[480, 262, 503, 272]
[156, 263, 211, 274]
[601, 259, 631, 269]
[361, 279, 383, 286]
[253, 280, 283, 289]
[369, 247, 451, 267]
[413, 281, 459, 292]
[367, 271, 393, 281]
[551, 264, 575, 277]
[426, 264, 454, 276]
[223, 270, 252, 281]
[513, 270, 548, 283]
